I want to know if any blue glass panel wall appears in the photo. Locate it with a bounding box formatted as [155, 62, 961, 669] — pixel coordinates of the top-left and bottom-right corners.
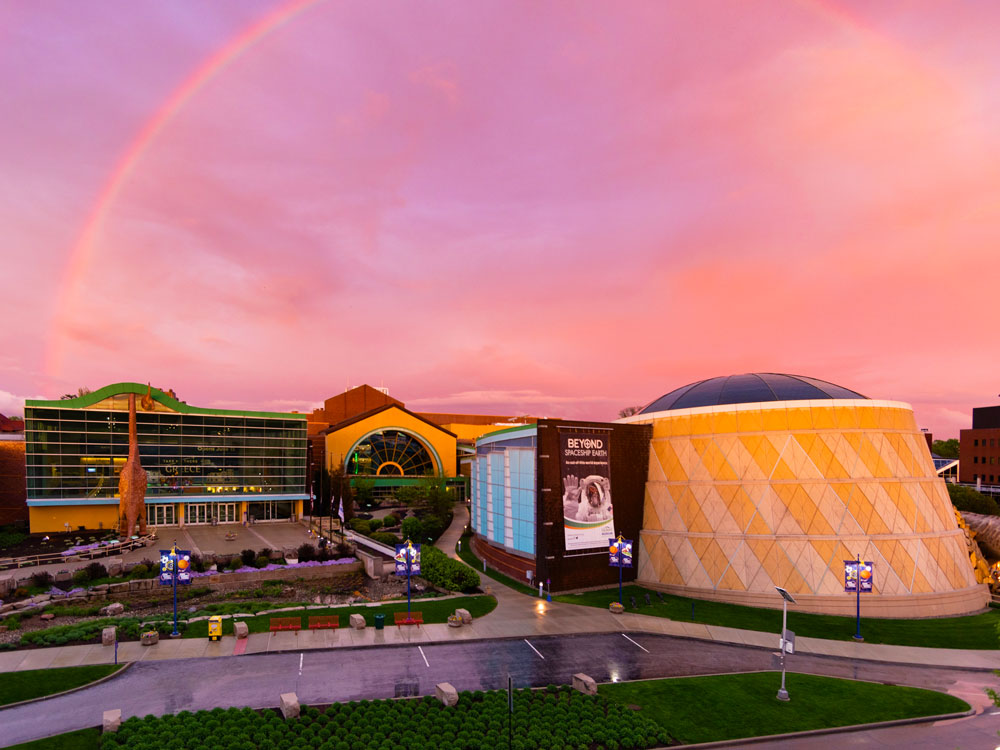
[473, 427, 536, 558]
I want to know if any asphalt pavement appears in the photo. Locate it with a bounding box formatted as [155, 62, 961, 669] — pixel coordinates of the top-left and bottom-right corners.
[0, 631, 994, 748]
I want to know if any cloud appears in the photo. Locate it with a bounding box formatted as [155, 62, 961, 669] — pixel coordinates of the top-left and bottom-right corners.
[0, 389, 47, 417]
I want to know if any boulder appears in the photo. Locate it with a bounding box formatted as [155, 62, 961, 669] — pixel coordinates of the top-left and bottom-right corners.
[107, 560, 123, 577]
[92, 584, 109, 593]
[128, 580, 144, 592]
[33, 593, 52, 603]
[40, 613, 55, 621]
[141, 631, 159, 646]
[455, 608, 472, 624]
[0, 576, 14, 596]
[102, 626, 117, 646]
[54, 571, 72, 584]
[280, 692, 300, 720]
[234, 621, 249, 639]
[572, 673, 597, 696]
[108, 582, 129, 595]
[102, 709, 122, 733]
[349, 614, 365, 630]
[435, 682, 459, 707]
[100, 603, 125, 617]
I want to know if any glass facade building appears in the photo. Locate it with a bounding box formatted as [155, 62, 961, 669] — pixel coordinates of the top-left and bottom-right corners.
[24, 383, 308, 531]
[471, 425, 536, 556]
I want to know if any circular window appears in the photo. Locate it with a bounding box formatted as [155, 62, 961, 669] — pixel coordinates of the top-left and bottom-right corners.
[349, 430, 436, 476]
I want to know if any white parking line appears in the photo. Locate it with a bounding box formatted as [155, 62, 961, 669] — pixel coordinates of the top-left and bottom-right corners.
[622, 634, 649, 653]
[524, 639, 545, 659]
[298, 653, 303, 676]
[418, 646, 430, 667]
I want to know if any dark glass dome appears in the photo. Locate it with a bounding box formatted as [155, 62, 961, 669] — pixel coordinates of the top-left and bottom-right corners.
[639, 373, 867, 414]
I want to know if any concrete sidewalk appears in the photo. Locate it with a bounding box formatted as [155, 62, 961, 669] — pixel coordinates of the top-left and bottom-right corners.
[1, 503, 996, 674]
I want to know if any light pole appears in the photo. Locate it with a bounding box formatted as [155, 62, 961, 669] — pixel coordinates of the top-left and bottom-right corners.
[169, 544, 180, 637]
[852, 553, 864, 642]
[775, 586, 795, 701]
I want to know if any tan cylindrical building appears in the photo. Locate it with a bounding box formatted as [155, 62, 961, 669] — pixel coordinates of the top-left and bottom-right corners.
[620, 374, 989, 617]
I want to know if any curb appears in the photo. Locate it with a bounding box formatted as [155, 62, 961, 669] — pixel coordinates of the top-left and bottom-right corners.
[675, 707, 975, 748]
[0, 661, 132, 710]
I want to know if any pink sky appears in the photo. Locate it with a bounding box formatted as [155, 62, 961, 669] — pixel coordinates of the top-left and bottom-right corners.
[2, 0, 999, 437]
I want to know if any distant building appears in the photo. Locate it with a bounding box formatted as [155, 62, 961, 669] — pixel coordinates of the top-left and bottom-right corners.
[959, 406, 1000, 487]
[0, 414, 26, 525]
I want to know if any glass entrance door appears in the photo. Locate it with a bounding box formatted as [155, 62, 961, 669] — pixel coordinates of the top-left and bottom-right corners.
[186, 503, 209, 525]
[216, 503, 237, 524]
[146, 504, 175, 527]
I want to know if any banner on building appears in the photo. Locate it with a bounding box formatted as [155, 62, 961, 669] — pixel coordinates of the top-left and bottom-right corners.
[843, 560, 873, 593]
[394, 542, 421, 576]
[159, 549, 192, 585]
[608, 538, 632, 567]
[560, 431, 614, 550]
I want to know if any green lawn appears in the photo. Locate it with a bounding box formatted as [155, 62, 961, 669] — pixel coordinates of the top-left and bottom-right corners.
[599, 672, 970, 744]
[557, 584, 1000, 649]
[182, 594, 497, 637]
[6, 729, 99, 750]
[0, 664, 123, 706]
[455, 542, 537, 596]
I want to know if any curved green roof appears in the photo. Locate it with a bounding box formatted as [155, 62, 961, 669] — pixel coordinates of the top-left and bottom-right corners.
[26, 382, 307, 420]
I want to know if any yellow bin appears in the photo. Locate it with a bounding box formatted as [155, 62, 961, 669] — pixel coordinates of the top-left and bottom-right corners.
[208, 615, 223, 642]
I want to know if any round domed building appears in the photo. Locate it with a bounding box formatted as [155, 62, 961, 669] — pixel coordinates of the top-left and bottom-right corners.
[618, 374, 988, 617]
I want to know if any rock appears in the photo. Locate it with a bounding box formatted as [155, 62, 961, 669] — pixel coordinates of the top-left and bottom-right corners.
[572, 673, 597, 696]
[188, 606, 197, 613]
[40, 613, 55, 621]
[107, 560, 123, 577]
[108, 582, 129, 595]
[102, 626, 117, 646]
[455, 608, 472, 624]
[33, 593, 52, 603]
[141, 630, 159, 646]
[0, 576, 14, 596]
[54, 571, 72, 584]
[279, 692, 300, 720]
[234, 621, 249, 639]
[349, 614, 365, 630]
[102, 709, 122, 733]
[100, 603, 125, 617]
[435, 682, 459, 707]
[128, 580, 144, 592]
[609, 602, 624, 614]
[92, 584, 109, 593]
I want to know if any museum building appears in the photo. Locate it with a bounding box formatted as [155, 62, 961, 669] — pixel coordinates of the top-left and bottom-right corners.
[24, 383, 308, 533]
[471, 373, 989, 616]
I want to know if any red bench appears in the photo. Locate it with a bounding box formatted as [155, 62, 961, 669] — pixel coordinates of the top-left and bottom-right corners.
[308, 615, 339, 630]
[394, 611, 423, 628]
[269, 617, 301, 632]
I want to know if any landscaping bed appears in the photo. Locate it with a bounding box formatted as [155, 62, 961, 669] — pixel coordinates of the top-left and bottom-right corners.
[599, 672, 970, 744]
[557, 584, 1000, 649]
[103, 685, 669, 750]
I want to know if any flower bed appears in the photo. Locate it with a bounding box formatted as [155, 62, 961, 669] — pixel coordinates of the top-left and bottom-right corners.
[100, 685, 670, 750]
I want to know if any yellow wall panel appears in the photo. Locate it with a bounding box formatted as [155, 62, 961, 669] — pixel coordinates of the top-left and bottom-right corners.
[30, 505, 119, 534]
[811, 407, 835, 430]
[761, 408, 788, 431]
[711, 410, 738, 434]
[857, 406, 878, 429]
[787, 408, 812, 430]
[834, 406, 859, 430]
[736, 409, 763, 433]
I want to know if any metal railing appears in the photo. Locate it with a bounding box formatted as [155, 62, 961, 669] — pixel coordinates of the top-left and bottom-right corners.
[0, 535, 154, 572]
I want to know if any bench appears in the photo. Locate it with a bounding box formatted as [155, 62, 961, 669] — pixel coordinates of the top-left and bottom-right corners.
[269, 617, 301, 632]
[394, 611, 423, 628]
[308, 615, 339, 630]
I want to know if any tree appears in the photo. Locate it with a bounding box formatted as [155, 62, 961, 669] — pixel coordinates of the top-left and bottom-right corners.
[931, 438, 959, 459]
[60, 387, 92, 400]
[618, 405, 643, 418]
[947, 483, 1000, 516]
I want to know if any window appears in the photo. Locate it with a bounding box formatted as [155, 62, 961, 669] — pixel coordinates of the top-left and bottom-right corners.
[993, 439, 997, 448]
[974, 457, 979, 464]
[975, 439, 979, 446]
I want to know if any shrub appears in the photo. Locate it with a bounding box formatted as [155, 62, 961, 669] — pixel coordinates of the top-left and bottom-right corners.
[127, 564, 150, 580]
[400, 517, 424, 542]
[421, 514, 447, 542]
[30, 571, 53, 589]
[948, 483, 1000, 516]
[348, 518, 370, 536]
[382, 514, 399, 527]
[367, 518, 383, 533]
[227, 557, 242, 571]
[256, 556, 270, 568]
[418, 546, 480, 591]
[370, 532, 399, 546]
[258, 547, 273, 561]
[5, 614, 21, 630]
[296, 543, 316, 563]
[241, 549, 257, 567]
[72, 569, 91, 586]
[85, 562, 108, 581]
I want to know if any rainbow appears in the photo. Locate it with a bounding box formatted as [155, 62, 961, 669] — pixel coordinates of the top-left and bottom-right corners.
[44, 0, 914, 385]
[44, 0, 327, 382]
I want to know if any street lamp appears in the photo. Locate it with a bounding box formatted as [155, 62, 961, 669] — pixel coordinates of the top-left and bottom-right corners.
[775, 586, 796, 702]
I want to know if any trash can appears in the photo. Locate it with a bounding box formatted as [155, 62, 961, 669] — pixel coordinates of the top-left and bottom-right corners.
[374, 613, 385, 631]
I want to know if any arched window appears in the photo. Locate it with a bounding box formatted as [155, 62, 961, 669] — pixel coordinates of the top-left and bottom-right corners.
[348, 430, 436, 476]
